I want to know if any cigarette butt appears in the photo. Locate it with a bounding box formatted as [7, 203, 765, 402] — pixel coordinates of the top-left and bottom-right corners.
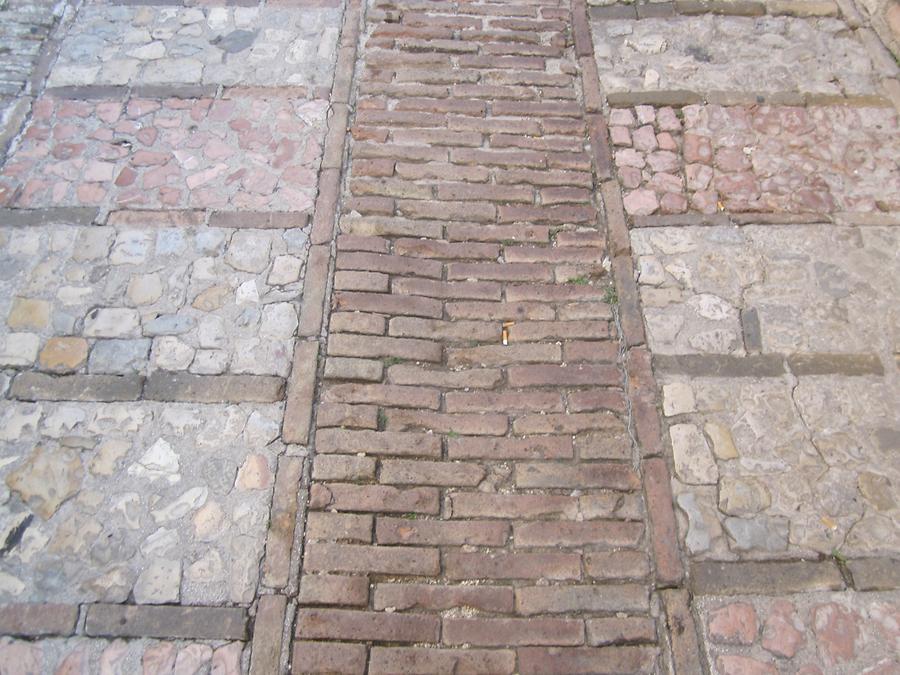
[501, 328, 509, 345]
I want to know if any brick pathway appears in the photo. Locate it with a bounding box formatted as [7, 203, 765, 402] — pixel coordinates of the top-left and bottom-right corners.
[1, 0, 899, 671]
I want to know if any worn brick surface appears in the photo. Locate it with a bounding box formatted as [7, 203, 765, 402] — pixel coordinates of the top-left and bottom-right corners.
[293, 0, 660, 669]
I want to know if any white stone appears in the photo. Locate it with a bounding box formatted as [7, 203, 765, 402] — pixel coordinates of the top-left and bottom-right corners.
[260, 303, 298, 339]
[127, 273, 163, 305]
[0, 406, 41, 442]
[235, 280, 260, 305]
[268, 255, 302, 285]
[57, 286, 93, 305]
[152, 336, 195, 371]
[670, 423, 719, 485]
[140, 527, 179, 556]
[127, 438, 180, 484]
[151, 486, 208, 523]
[225, 231, 270, 273]
[0, 333, 40, 366]
[133, 558, 181, 604]
[662, 382, 695, 416]
[83, 308, 141, 338]
[127, 41, 166, 59]
[110, 230, 152, 265]
[190, 349, 228, 374]
[687, 293, 736, 321]
[243, 410, 280, 447]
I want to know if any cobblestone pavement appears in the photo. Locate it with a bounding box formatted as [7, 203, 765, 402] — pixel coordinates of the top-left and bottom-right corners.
[0, 0, 898, 671]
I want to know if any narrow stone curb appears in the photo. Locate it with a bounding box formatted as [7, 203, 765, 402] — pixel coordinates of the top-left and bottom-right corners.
[590, 0, 839, 21]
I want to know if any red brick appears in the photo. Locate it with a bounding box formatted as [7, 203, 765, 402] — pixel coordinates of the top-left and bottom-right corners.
[352, 158, 396, 177]
[447, 262, 552, 282]
[341, 215, 443, 239]
[445, 390, 563, 413]
[306, 512, 373, 543]
[395, 161, 490, 182]
[295, 608, 439, 643]
[333, 291, 443, 319]
[504, 247, 604, 264]
[568, 389, 627, 413]
[541, 186, 592, 204]
[494, 100, 580, 117]
[305, 543, 439, 576]
[542, 119, 586, 136]
[380, 460, 486, 486]
[309, 483, 440, 514]
[337, 234, 390, 253]
[575, 428, 632, 460]
[394, 68, 482, 84]
[516, 585, 648, 615]
[397, 199, 496, 222]
[491, 133, 583, 152]
[492, 19, 567, 31]
[292, 641, 367, 675]
[283, 341, 319, 445]
[337, 251, 442, 278]
[517, 646, 657, 674]
[396, 97, 487, 115]
[334, 271, 390, 293]
[460, 4, 537, 16]
[401, 13, 483, 29]
[312, 454, 377, 481]
[564, 340, 619, 362]
[513, 521, 644, 548]
[507, 364, 620, 388]
[450, 493, 578, 519]
[507, 321, 609, 341]
[587, 617, 657, 646]
[322, 383, 440, 409]
[558, 301, 617, 320]
[327, 333, 442, 362]
[505, 284, 607, 302]
[643, 457, 684, 585]
[352, 125, 389, 142]
[315, 429, 442, 458]
[356, 109, 446, 127]
[376, 517, 509, 546]
[385, 410, 509, 436]
[584, 551, 651, 580]
[495, 168, 593, 187]
[350, 177, 432, 200]
[452, 84, 537, 100]
[446, 223, 549, 243]
[394, 238, 499, 259]
[483, 42, 562, 57]
[298, 246, 330, 334]
[298, 575, 369, 606]
[388, 364, 502, 389]
[512, 411, 623, 435]
[444, 617, 583, 646]
[436, 182, 533, 202]
[515, 462, 639, 490]
[373, 583, 514, 612]
[372, 24, 455, 39]
[446, 343, 561, 367]
[448, 436, 573, 460]
[448, 115, 541, 135]
[499, 204, 595, 224]
[393, 128, 483, 146]
[369, 647, 515, 675]
[446, 301, 555, 321]
[486, 71, 570, 87]
[323, 355, 384, 381]
[392, 278, 501, 301]
[366, 50, 452, 67]
[388, 317, 497, 342]
[360, 83, 450, 99]
[451, 148, 546, 168]
[355, 141, 448, 162]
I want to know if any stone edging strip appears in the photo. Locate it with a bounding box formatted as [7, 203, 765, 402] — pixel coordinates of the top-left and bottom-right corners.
[604, 90, 891, 109]
[252, 0, 363, 672]
[590, 0, 840, 20]
[573, 1, 701, 672]
[633, 212, 900, 228]
[654, 353, 885, 378]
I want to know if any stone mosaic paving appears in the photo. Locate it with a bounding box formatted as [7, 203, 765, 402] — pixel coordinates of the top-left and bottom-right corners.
[697, 591, 900, 674]
[592, 15, 881, 97]
[0, 223, 308, 377]
[610, 104, 900, 215]
[0, 94, 327, 211]
[48, 6, 341, 90]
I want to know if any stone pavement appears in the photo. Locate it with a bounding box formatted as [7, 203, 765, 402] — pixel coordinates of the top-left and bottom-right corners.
[0, 0, 898, 672]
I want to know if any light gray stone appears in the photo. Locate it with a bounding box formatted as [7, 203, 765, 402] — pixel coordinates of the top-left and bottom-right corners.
[133, 558, 181, 604]
[88, 339, 151, 374]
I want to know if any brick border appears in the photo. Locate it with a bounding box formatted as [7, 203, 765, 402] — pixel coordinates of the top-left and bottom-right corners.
[591, 0, 841, 19]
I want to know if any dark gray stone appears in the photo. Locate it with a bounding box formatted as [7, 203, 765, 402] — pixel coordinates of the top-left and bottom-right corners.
[740, 308, 762, 353]
[848, 557, 900, 591]
[9, 373, 143, 402]
[691, 560, 845, 596]
[787, 353, 884, 377]
[143, 315, 195, 336]
[213, 29, 257, 54]
[144, 372, 285, 403]
[653, 354, 785, 377]
[84, 604, 247, 639]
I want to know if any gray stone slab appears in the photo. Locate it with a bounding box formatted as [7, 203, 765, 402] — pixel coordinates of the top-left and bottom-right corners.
[691, 560, 845, 595]
[848, 557, 900, 590]
[10, 373, 144, 401]
[85, 604, 247, 640]
[144, 372, 285, 403]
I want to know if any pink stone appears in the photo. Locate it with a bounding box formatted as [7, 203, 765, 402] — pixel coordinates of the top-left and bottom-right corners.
[656, 106, 681, 131]
[635, 105, 655, 125]
[143, 162, 180, 190]
[229, 118, 252, 133]
[204, 138, 235, 161]
[159, 187, 182, 206]
[226, 168, 245, 185]
[56, 646, 87, 675]
[715, 147, 751, 172]
[609, 108, 635, 127]
[114, 186, 148, 207]
[302, 136, 322, 163]
[97, 142, 130, 161]
[208, 99, 236, 121]
[131, 150, 170, 167]
[115, 167, 137, 187]
[126, 99, 161, 118]
[280, 165, 317, 188]
[691, 190, 720, 214]
[211, 642, 243, 675]
[155, 114, 181, 129]
[191, 98, 213, 122]
[90, 128, 114, 142]
[813, 603, 860, 665]
[796, 666, 824, 675]
[683, 133, 713, 163]
[115, 120, 140, 134]
[685, 163, 713, 191]
[715, 172, 760, 201]
[52, 181, 69, 203]
[610, 126, 632, 146]
[242, 169, 278, 195]
[186, 131, 212, 149]
[646, 150, 679, 173]
[272, 138, 296, 169]
[619, 166, 642, 189]
[52, 124, 79, 141]
[862, 659, 900, 675]
[84, 161, 116, 182]
[632, 124, 659, 152]
[17, 178, 49, 207]
[716, 654, 777, 675]
[77, 183, 107, 205]
[51, 143, 84, 160]
[25, 125, 50, 141]
[186, 163, 229, 190]
[136, 127, 159, 146]
[650, 172, 684, 194]
[0, 640, 42, 674]
[95, 102, 122, 124]
[232, 191, 271, 210]
[33, 98, 54, 120]
[660, 192, 687, 214]
[189, 187, 228, 209]
[277, 187, 315, 212]
[791, 188, 834, 213]
[623, 188, 659, 216]
[615, 149, 646, 169]
[708, 602, 757, 645]
[57, 101, 92, 119]
[657, 132, 677, 151]
[173, 644, 213, 674]
[761, 600, 805, 658]
[142, 642, 177, 673]
[100, 640, 128, 675]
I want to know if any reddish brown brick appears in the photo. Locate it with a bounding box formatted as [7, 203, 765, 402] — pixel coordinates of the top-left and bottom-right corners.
[505, 284, 607, 302]
[445, 301, 554, 321]
[448, 436, 573, 460]
[341, 215, 442, 239]
[323, 356, 384, 381]
[447, 262, 553, 282]
[306, 512, 373, 543]
[292, 641, 367, 675]
[305, 543, 439, 576]
[0, 604, 78, 637]
[373, 583, 514, 612]
[507, 321, 609, 341]
[312, 454, 377, 481]
[443, 617, 583, 646]
[568, 389, 627, 413]
[451, 148, 546, 167]
[327, 334, 442, 362]
[388, 364, 502, 389]
[337, 234, 390, 253]
[309, 483, 440, 514]
[512, 411, 623, 435]
[516, 585, 648, 615]
[322, 383, 440, 409]
[337, 251, 442, 278]
[334, 291, 443, 318]
[394, 238, 499, 259]
[385, 409, 509, 436]
[376, 517, 509, 546]
[446, 343, 561, 367]
[445, 390, 563, 413]
[295, 608, 439, 642]
[517, 646, 657, 674]
[380, 459, 486, 486]
[450, 493, 578, 519]
[495, 168, 593, 187]
[436, 182, 533, 202]
[584, 551, 651, 580]
[316, 429, 442, 458]
[388, 317, 498, 342]
[329, 313, 387, 337]
[396, 97, 487, 115]
[515, 462, 639, 490]
[334, 271, 390, 293]
[392, 278, 501, 301]
[446, 223, 549, 243]
[499, 204, 595, 224]
[507, 364, 620, 388]
[369, 647, 515, 675]
[513, 521, 644, 548]
[395, 161, 490, 182]
[564, 340, 619, 362]
[587, 617, 657, 646]
[298, 575, 370, 606]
